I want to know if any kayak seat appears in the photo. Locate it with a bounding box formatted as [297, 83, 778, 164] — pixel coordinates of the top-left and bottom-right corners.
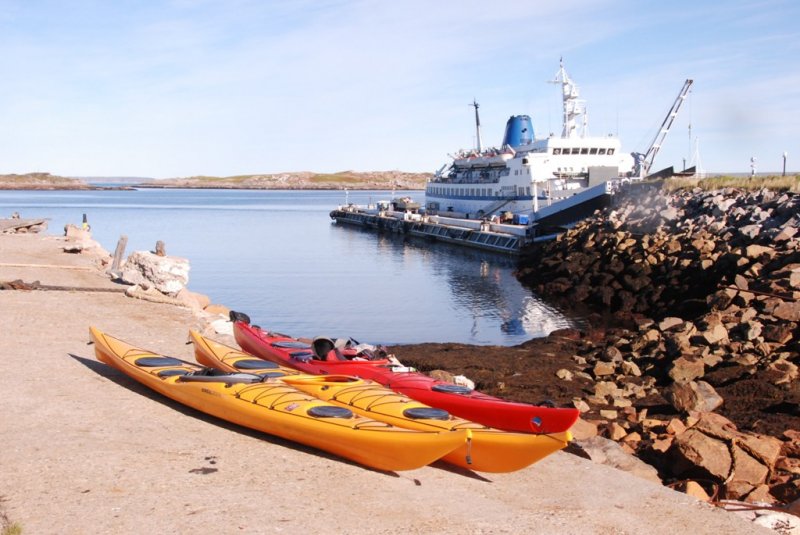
[135, 356, 185, 367]
[158, 369, 190, 377]
[258, 371, 287, 378]
[233, 359, 279, 370]
[268, 331, 293, 339]
[307, 405, 353, 419]
[290, 351, 313, 363]
[178, 373, 262, 384]
[403, 407, 451, 420]
[431, 383, 472, 395]
[271, 341, 312, 349]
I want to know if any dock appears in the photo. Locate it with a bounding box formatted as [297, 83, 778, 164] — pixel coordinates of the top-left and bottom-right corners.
[329, 180, 619, 255]
[329, 204, 531, 255]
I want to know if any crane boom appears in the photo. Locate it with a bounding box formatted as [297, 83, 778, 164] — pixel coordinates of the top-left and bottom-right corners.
[634, 79, 694, 177]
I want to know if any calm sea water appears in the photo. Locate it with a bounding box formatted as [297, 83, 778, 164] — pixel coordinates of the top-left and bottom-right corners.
[0, 188, 576, 345]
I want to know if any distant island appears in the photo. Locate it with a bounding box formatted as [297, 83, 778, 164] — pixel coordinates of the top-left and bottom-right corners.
[0, 171, 431, 190]
[138, 170, 430, 190]
[0, 172, 94, 190]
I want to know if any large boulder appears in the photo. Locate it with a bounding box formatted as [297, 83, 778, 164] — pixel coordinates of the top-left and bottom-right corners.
[670, 428, 732, 480]
[666, 380, 724, 413]
[120, 251, 190, 296]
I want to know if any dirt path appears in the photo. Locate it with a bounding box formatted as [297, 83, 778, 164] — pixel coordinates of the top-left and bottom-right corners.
[0, 233, 767, 534]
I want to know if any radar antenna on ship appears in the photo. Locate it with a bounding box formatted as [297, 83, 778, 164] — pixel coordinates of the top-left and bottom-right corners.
[549, 58, 588, 138]
[471, 99, 483, 152]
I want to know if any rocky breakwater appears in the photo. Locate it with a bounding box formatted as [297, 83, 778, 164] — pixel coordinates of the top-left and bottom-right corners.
[518, 183, 799, 507]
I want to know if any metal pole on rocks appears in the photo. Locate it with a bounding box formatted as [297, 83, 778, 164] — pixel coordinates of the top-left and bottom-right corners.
[784, 152, 788, 177]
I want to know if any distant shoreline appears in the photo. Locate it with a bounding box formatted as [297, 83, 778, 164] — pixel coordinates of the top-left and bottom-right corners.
[0, 171, 430, 191]
[0, 184, 424, 191]
[133, 183, 424, 191]
[2, 171, 793, 192]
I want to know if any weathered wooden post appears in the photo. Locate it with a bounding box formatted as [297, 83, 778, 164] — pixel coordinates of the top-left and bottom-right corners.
[110, 235, 128, 273]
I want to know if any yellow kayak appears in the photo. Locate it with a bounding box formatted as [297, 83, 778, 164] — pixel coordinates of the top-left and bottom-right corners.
[190, 331, 571, 473]
[90, 327, 467, 472]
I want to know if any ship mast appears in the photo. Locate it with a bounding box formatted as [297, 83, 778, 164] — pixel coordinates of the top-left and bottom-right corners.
[550, 58, 587, 138]
[471, 99, 483, 152]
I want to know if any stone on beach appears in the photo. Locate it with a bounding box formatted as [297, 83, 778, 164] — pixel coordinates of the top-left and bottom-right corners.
[120, 250, 190, 296]
[666, 380, 724, 414]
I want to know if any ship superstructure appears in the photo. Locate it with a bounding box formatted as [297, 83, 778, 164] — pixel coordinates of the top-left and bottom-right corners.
[425, 60, 635, 221]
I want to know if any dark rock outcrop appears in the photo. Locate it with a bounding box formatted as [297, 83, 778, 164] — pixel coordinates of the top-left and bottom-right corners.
[517, 183, 800, 504]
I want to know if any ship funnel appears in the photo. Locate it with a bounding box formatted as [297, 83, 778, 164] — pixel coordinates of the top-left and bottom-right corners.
[502, 115, 534, 148]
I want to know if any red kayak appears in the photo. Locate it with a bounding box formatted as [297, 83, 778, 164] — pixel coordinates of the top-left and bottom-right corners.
[231, 313, 579, 434]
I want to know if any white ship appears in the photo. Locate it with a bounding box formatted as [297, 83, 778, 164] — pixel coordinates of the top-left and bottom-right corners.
[330, 61, 692, 254]
[426, 60, 638, 223]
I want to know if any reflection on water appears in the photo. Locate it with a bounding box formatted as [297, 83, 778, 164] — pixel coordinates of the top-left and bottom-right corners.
[0, 188, 579, 345]
[357, 229, 577, 342]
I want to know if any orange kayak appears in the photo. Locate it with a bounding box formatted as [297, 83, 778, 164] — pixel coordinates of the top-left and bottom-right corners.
[191, 331, 571, 473]
[90, 327, 467, 472]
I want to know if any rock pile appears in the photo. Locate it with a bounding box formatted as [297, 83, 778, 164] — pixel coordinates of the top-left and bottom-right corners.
[0, 215, 48, 234]
[120, 250, 190, 296]
[518, 183, 799, 504]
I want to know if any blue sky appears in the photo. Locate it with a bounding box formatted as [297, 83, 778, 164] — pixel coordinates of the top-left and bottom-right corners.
[0, 0, 797, 178]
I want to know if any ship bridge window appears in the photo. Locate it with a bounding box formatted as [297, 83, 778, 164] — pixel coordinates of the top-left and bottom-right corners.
[608, 149, 615, 155]
[590, 148, 598, 155]
[553, 148, 561, 155]
[581, 148, 589, 155]
[571, 148, 580, 155]
[599, 148, 607, 155]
